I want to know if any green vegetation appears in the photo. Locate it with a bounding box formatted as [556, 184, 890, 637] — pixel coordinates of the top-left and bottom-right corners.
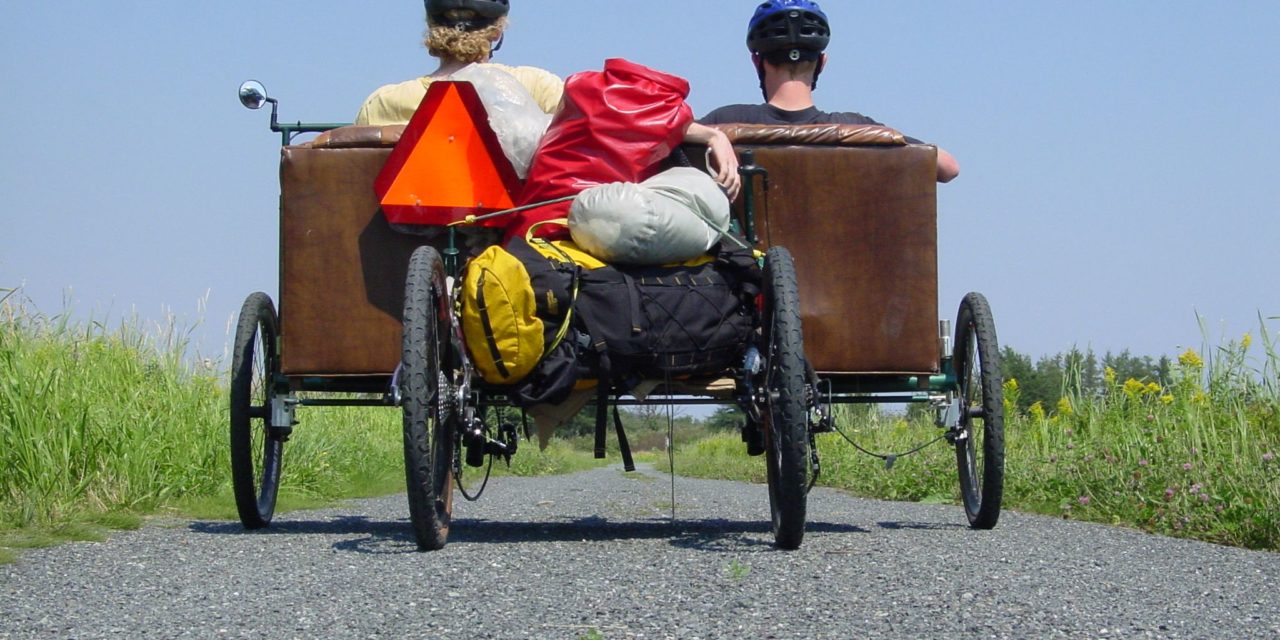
[725, 558, 751, 580]
[676, 321, 1280, 549]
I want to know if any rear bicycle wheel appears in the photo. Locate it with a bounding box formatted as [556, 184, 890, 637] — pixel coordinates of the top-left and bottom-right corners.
[761, 247, 809, 549]
[953, 292, 1005, 529]
[401, 246, 457, 551]
[229, 292, 283, 529]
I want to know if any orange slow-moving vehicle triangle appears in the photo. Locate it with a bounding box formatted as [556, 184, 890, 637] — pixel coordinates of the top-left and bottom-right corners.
[375, 81, 520, 227]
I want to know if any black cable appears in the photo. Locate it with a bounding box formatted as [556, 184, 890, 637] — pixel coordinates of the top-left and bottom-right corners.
[831, 420, 948, 471]
[456, 454, 494, 501]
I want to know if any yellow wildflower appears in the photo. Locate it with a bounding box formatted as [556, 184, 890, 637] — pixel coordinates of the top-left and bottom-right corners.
[1178, 348, 1203, 370]
[1160, 394, 1174, 405]
[1242, 333, 1252, 350]
[1057, 397, 1073, 416]
[1029, 401, 1046, 421]
[1104, 366, 1117, 385]
[1004, 378, 1019, 392]
[1123, 378, 1146, 398]
[1145, 382, 1162, 395]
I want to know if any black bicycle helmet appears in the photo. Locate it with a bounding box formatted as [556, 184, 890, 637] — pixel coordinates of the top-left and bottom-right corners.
[425, 0, 509, 30]
[747, 0, 830, 63]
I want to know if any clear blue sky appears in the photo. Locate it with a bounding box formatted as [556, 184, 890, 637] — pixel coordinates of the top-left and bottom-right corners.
[2, 1, 1277, 365]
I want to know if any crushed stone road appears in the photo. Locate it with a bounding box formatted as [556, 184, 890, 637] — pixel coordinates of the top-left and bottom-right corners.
[3, 464, 1278, 639]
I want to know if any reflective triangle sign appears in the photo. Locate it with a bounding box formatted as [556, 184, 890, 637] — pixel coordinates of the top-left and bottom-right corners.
[375, 81, 520, 227]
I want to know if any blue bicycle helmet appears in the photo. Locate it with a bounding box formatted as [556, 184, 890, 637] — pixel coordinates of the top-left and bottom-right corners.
[747, 0, 830, 63]
[747, 0, 830, 97]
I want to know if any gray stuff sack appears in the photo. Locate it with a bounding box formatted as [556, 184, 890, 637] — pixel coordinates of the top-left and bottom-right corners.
[567, 167, 732, 265]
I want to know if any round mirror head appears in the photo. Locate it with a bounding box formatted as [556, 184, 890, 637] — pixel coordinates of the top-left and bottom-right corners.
[238, 80, 268, 110]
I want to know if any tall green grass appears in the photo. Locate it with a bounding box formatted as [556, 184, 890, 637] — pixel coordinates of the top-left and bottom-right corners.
[1, 293, 233, 526]
[677, 320, 1280, 549]
[0, 290, 605, 546]
[0, 295, 530, 536]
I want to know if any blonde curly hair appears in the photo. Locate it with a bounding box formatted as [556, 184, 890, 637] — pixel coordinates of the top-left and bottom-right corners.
[425, 14, 509, 63]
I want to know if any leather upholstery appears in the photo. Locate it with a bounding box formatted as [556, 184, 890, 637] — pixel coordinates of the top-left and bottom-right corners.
[712, 123, 906, 146]
[308, 125, 405, 149]
[279, 144, 421, 375]
[705, 135, 941, 375]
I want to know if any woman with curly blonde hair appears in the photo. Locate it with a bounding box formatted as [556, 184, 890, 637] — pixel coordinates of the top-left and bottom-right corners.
[355, 0, 563, 126]
[357, 1, 740, 200]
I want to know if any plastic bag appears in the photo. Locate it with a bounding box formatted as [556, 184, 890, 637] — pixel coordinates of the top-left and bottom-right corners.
[568, 168, 731, 265]
[451, 64, 552, 179]
[507, 58, 694, 241]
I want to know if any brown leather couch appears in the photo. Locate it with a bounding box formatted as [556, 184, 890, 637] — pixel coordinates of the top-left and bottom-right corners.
[276, 123, 940, 378]
[715, 124, 940, 376]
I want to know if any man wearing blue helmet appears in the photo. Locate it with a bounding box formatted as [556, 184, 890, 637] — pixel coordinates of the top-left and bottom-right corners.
[701, 0, 959, 182]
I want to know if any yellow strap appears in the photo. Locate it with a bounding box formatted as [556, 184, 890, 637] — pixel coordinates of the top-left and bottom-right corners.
[524, 217, 571, 242]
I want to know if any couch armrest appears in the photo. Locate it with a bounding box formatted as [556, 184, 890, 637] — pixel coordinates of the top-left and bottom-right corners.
[305, 124, 407, 149]
[710, 123, 906, 146]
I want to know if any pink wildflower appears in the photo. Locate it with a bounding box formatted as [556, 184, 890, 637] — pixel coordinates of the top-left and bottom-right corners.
[1264, 452, 1275, 463]
[1182, 463, 1193, 471]
[1078, 495, 1091, 506]
[1138, 459, 1150, 467]
[1163, 487, 1176, 500]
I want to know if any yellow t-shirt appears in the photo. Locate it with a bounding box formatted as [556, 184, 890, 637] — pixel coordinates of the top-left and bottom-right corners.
[354, 62, 564, 126]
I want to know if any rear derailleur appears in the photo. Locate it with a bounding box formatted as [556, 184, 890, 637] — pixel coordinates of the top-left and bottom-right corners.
[463, 416, 519, 468]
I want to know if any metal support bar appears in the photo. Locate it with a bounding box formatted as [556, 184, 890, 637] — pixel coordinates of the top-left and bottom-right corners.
[298, 397, 396, 408]
[738, 150, 767, 245]
[275, 121, 349, 146]
[444, 227, 460, 279]
[823, 394, 933, 404]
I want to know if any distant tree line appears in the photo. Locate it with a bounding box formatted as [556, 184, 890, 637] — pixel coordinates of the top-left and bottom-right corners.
[1000, 346, 1172, 411]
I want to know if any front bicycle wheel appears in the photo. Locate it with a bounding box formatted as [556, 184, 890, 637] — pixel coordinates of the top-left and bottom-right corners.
[229, 292, 284, 529]
[953, 292, 1005, 529]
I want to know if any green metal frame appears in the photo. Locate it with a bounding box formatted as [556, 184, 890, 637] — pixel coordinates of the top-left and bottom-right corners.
[272, 121, 349, 146]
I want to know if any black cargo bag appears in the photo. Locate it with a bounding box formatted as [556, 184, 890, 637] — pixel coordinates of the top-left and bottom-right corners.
[509, 241, 761, 405]
[577, 243, 761, 383]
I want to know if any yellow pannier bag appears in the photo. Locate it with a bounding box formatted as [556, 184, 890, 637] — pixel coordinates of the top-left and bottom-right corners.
[460, 237, 603, 385]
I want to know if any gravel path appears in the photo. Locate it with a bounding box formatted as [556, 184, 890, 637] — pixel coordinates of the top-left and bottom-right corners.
[2, 464, 1277, 639]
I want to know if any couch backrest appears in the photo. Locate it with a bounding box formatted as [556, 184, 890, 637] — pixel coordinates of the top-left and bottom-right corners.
[714, 124, 940, 375]
[278, 126, 415, 376]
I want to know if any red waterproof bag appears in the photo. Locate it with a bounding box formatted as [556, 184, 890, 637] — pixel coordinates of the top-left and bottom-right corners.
[507, 58, 694, 241]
